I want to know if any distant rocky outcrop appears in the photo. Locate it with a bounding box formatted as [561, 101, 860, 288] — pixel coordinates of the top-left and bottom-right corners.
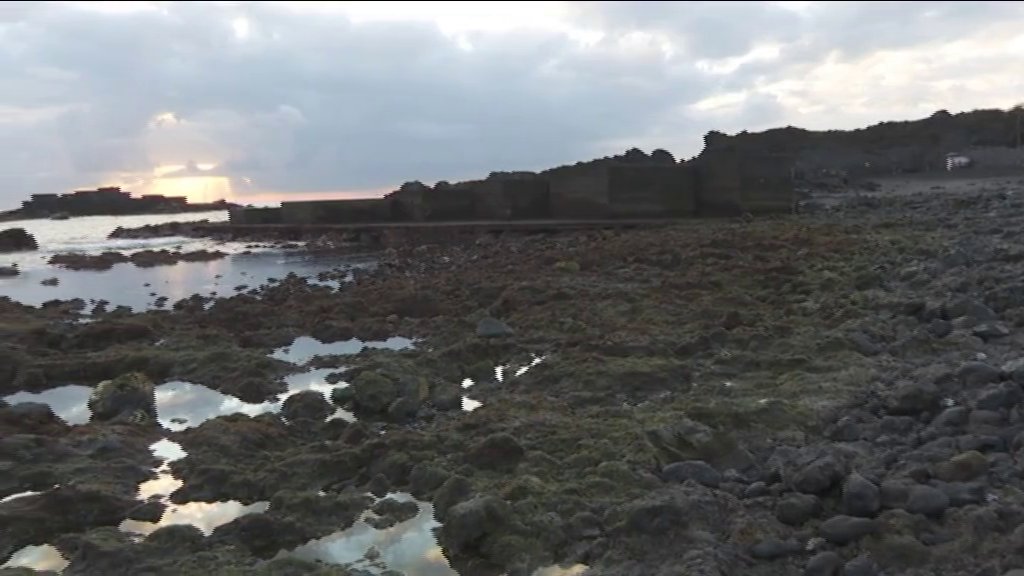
[697, 107, 1024, 181]
[0, 228, 38, 253]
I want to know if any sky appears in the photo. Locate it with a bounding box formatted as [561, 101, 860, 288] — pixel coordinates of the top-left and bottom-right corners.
[1, 0, 1022, 208]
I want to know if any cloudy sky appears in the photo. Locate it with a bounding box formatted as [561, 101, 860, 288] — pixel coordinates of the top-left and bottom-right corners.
[1, 1, 1022, 208]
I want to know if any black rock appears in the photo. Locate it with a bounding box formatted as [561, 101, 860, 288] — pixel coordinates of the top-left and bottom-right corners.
[281, 390, 333, 424]
[956, 434, 1003, 452]
[476, 317, 514, 338]
[126, 500, 166, 523]
[805, 551, 843, 576]
[467, 433, 524, 472]
[973, 322, 1011, 341]
[1003, 358, 1024, 385]
[887, 380, 941, 416]
[820, 515, 878, 544]
[750, 538, 803, 560]
[331, 386, 355, 406]
[935, 481, 986, 507]
[849, 332, 883, 356]
[829, 417, 862, 442]
[387, 396, 420, 423]
[408, 464, 449, 498]
[974, 382, 1022, 411]
[0, 228, 38, 253]
[842, 554, 880, 576]
[367, 474, 391, 498]
[776, 493, 822, 526]
[842, 472, 880, 517]
[931, 406, 968, 429]
[959, 362, 1001, 388]
[743, 481, 770, 499]
[903, 485, 949, 517]
[662, 460, 722, 488]
[927, 319, 953, 338]
[793, 455, 845, 494]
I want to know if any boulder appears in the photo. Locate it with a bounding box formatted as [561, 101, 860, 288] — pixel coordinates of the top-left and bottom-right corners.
[750, 538, 802, 560]
[958, 362, 1001, 388]
[776, 493, 821, 526]
[476, 317, 514, 338]
[887, 380, 940, 415]
[0, 228, 38, 253]
[841, 472, 880, 517]
[933, 450, 988, 482]
[793, 455, 845, 494]
[438, 495, 514, 554]
[0, 265, 18, 277]
[842, 554, 881, 576]
[805, 551, 843, 576]
[973, 382, 1021, 411]
[350, 372, 398, 413]
[281, 390, 333, 424]
[662, 460, 721, 488]
[819, 515, 878, 545]
[87, 372, 157, 423]
[467, 433, 524, 472]
[973, 322, 1010, 341]
[902, 485, 949, 517]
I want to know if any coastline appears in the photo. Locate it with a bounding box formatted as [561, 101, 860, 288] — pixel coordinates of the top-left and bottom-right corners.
[3, 173, 1024, 574]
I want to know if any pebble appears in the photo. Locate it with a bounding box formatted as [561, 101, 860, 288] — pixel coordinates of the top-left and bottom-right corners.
[903, 485, 950, 517]
[804, 551, 842, 576]
[959, 361, 1001, 388]
[750, 538, 803, 560]
[841, 472, 880, 517]
[776, 493, 822, 526]
[742, 481, 769, 499]
[887, 380, 940, 415]
[935, 481, 986, 507]
[934, 451, 989, 482]
[794, 455, 845, 494]
[974, 382, 1022, 411]
[662, 460, 721, 488]
[819, 515, 878, 545]
[842, 554, 880, 576]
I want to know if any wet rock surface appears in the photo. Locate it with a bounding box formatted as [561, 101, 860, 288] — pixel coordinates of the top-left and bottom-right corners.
[0, 228, 37, 253]
[48, 250, 227, 271]
[6, 177, 1024, 574]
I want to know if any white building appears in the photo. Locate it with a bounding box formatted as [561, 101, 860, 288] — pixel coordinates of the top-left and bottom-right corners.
[945, 153, 972, 171]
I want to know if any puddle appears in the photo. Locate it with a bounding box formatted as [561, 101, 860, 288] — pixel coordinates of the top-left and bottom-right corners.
[2, 385, 92, 425]
[120, 439, 269, 538]
[458, 355, 546, 413]
[0, 248, 374, 311]
[281, 493, 455, 576]
[158, 369, 355, 431]
[0, 544, 69, 572]
[0, 489, 53, 504]
[3, 369, 355, 432]
[530, 565, 589, 576]
[271, 336, 415, 365]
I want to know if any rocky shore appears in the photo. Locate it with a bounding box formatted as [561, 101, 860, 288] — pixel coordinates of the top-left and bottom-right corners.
[48, 250, 227, 271]
[4, 175, 1024, 575]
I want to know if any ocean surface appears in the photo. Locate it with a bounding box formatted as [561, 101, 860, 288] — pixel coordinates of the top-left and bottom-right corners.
[0, 211, 365, 310]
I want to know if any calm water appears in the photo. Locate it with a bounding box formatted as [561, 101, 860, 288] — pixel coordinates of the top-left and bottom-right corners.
[0, 211, 371, 309]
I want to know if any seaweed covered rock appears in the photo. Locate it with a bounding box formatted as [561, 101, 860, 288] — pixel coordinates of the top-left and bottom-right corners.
[87, 372, 157, 423]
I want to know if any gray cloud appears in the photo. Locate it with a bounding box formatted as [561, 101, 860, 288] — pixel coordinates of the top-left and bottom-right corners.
[0, 1, 1020, 207]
